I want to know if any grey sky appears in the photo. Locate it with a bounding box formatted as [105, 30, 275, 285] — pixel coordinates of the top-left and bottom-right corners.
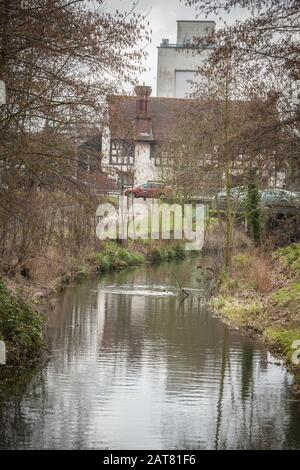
[105, 0, 250, 95]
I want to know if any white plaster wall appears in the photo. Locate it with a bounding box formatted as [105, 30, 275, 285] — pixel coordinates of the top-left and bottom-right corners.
[101, 125, 111, 171]
[157, 47, 212, 97]
[134, 143, 159, 186]
[101, 126, 121, 183]
[102, 131, 162, 188]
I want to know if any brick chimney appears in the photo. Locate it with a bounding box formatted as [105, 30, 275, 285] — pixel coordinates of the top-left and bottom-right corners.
[135, 85, 152, 115]
[134, 85, 153, 141]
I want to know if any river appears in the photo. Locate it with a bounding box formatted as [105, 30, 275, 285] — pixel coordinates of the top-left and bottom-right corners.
[0, 257, 299, 449]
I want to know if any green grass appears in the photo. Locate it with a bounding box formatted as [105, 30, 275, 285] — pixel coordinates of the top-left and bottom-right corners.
[273, 242, 300, 275]
[218, 270, 238, 291]
[232, 253, 251, 268]
[270, 282, 300, 314]
[211, 295, 264, 328]
[264, 327, 300, 364]
[211, 242, 300, 368]
[0, 281, 44, 364]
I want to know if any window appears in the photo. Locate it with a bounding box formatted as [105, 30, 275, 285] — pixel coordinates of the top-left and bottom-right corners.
[151, 144, 174, 167]
[110, 139, 134, 166]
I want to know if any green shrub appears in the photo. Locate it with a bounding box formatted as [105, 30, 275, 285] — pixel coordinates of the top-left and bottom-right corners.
[0, 281, 44, 363]
[246, 182, 261, 243]
[148, 243, 186, 263]
[149, 247, 166, 262]
[93, 244, 145, 272]
[173, 242, 186, 259]
[166, 248, 177, 259]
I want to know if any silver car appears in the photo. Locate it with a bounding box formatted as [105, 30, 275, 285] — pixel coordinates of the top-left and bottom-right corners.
[213, 187, 299, 211]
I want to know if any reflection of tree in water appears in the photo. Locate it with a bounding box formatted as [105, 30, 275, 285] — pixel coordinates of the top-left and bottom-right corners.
[209, 343, 295, 449]
[100, 291, 145, 365]
[0, 368, 43, 449]
[98, 262, 300, 450]
[0, 258, 299, 449]
[283, 372, 300, 449]
[46, 279, 101, 369]
[241, 346, 254, 401]
[214, 329, 228, 450]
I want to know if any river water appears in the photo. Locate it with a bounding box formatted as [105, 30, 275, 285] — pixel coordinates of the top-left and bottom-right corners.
[0, 257, 299, 449]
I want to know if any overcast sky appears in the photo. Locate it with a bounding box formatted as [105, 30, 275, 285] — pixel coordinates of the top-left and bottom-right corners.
[105, 0, 250, 95]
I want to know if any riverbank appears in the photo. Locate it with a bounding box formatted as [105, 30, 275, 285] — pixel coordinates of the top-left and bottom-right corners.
[210, 242, 300, 388]
[0, 281, 44, 365]
[2, 254, 299, 449]
[0, 240, 188, 366]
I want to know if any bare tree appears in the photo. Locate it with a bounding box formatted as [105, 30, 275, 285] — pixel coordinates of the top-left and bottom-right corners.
[178, 0, 300, 267]
[0, 0, 149, 275]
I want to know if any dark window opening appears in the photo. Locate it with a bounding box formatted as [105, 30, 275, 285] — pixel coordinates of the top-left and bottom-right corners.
[151, 144, 174, 167]
[110, 139, 134, 166]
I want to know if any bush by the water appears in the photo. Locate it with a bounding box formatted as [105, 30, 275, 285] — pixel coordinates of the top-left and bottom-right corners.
[148, 242, 186, 262]
[93, 243, 145, 273]
[0, 281, 44, 363]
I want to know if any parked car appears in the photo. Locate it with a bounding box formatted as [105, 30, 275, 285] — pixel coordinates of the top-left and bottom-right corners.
[260, 188, 300, 207]
[213, 187, 247, 211]
[124, 182, 172, 199]
[213, 187, 299, 211]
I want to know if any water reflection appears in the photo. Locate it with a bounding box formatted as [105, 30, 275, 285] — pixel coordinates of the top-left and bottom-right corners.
[0, 258, 299, 449]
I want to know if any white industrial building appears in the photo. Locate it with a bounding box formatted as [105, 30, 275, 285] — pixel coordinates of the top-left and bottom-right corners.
[157, 20, 215, 98]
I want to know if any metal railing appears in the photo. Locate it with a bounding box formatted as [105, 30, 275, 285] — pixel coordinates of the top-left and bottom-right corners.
[159, 42, 215, 49]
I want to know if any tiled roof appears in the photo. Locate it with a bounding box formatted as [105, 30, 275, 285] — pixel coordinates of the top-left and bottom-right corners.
[107, 95, 196, 142]
[107, 94, 277, 147]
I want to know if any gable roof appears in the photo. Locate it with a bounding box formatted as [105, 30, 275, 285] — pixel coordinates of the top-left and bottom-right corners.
[107, 95, 195, 142]
[107, 93, 279, 151]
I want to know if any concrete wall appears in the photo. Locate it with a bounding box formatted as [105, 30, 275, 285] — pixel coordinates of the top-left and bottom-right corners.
[177, 21, 215, 44]
[157, 20, 215, 98]
[157, 46, 212, 97]
[175, 70, 198, 98]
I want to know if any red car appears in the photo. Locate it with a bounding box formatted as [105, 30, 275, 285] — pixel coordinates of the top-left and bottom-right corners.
[124, 182, 172, 199]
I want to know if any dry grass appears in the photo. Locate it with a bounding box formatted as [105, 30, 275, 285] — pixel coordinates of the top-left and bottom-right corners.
[247, 253, 273, 294]
[204, 220, 253, 272]
[231, 250, 272, 294]
[22, 251, 65, 286]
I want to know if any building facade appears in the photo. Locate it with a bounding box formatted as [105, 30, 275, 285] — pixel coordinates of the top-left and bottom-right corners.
[102, 86, 192, 188]
[157, 20, 215, 98]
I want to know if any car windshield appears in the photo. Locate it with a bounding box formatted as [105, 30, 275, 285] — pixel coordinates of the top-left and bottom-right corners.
[218, 187, 246, 198]
[262, 189, 296, 199]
